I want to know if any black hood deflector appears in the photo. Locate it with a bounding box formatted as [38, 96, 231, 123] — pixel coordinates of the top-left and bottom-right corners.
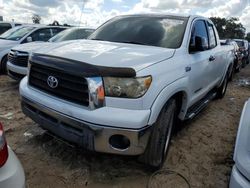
[30, 53, 136, 77]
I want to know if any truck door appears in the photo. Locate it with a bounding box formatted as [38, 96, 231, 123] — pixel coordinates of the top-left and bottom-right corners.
[205, 21, 223, 87]
[188, 19, 212, 105]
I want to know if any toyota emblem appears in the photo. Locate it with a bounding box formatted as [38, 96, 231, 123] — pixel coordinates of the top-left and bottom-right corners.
[47, 76, 58, 88]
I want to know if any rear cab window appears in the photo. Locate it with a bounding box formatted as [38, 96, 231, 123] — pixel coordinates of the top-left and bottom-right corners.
[206, 22, 217, 49]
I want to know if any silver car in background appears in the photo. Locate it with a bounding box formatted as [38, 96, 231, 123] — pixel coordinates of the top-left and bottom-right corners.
[0, 122, 25, 188]
[230, 98, 250, 188]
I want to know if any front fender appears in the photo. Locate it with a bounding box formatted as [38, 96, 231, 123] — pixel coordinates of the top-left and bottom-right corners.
[148, 76, 189, 125]
[0, 48, 11, 62]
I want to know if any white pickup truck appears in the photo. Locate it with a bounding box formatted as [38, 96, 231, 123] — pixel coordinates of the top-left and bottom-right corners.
[20, 14, 234, 168]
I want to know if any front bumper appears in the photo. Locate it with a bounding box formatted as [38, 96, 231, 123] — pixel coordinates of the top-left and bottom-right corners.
[230, 165, 250, 188]
[7, 61, 27, 80]
[0, 147, 25, 188]
[21, 97, 151, 155]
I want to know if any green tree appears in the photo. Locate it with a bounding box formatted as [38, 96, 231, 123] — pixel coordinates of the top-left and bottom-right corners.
[32, 14, 41, 24]
[210, 17, 246, 39]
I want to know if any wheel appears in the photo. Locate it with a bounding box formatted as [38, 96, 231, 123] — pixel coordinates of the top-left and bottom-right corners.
[138, 99, 177, 169]
[216, 72, 228, 99]
[0, 55, 8, 75]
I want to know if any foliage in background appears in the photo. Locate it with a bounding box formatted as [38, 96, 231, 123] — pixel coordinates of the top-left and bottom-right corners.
[210, 17, 246, 40]
[32, 14, 41, 24]
[246, 32, 250, 42]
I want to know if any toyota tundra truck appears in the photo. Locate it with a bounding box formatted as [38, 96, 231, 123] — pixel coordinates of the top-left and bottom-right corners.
[19, 14, 234, 168]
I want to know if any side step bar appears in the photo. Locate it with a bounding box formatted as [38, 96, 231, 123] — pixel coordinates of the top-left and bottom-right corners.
[185, 92, 217, 120]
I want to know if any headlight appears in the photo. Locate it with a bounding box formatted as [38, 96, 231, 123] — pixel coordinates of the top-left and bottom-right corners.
[103, 76, 152, 98]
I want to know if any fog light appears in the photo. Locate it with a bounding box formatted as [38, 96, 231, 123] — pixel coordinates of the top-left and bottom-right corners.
[109, 134, 130, 150]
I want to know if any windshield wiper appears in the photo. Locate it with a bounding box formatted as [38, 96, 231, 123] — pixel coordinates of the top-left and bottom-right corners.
[90, 38, 104, 41]
[116, 41, 147, 45]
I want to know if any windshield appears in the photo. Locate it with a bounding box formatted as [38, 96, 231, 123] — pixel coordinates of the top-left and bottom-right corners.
[0, 26, 35, 41]
[89, 16, 188, 49]
[49, 28, 94, 42]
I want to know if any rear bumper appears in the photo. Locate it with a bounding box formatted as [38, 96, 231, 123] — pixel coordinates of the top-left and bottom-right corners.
[0, 147, 25, 188]
[7, 61, 27, 80]
[21, 96, 152, 155]
[230, 165, 250, 188]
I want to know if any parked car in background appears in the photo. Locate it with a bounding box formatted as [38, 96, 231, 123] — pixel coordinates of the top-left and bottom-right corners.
[230, 98, 250, 188]
[7, 27, 95, 80]
[49, 27, 94, 42]
[20, 14, 234, 168]
[0, 21, 22, 35]
[0, 122, 25, 188]
[234, 39, 249, 67]
[248, 42, 250, 63]
[0, 25, 67, 74]
[221, 39, 243, 75]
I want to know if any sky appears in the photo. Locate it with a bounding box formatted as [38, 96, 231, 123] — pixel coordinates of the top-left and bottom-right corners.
[0, 0, 250, 32]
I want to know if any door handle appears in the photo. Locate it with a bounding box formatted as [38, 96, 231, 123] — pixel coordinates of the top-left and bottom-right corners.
[185, 66, 191, 72]
[209, 56, 215, 62]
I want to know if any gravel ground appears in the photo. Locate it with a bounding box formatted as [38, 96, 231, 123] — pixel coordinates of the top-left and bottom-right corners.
[0, 65, 250, 188]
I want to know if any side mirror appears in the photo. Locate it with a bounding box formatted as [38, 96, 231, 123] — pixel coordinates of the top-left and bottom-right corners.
[189, 36, 209, 52]
[26, 36, 33, 42]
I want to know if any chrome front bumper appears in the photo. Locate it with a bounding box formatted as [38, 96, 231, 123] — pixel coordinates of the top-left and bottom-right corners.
[7, 61, 27, 80]
[7, 61, 27, 75]
[21, 97, 152, 155]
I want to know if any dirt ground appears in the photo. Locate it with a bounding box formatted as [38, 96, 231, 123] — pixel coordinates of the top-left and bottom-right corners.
[1, 65, 250, 188]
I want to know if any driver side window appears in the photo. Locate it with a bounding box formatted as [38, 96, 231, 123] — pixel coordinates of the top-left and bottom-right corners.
[189, 20, 209, 53]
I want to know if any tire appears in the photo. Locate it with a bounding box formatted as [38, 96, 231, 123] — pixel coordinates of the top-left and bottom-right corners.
[0, 55, 8, 75]
[216, 72, 228, 99]
[138, 99, 177, 169]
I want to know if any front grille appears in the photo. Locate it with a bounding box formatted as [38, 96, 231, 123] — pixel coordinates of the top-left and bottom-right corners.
[29, 63, 89, 106]
[8, 50, 29, 67]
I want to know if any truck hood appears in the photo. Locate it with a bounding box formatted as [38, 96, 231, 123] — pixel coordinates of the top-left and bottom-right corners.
[12, 41, 48, 53]
[0, 39, 19, 52]
[35, 39, 175, 71]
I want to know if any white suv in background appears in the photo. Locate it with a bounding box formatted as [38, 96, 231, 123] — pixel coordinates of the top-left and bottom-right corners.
[0, 25, 67, 74]
[7, 27, 95, 80]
